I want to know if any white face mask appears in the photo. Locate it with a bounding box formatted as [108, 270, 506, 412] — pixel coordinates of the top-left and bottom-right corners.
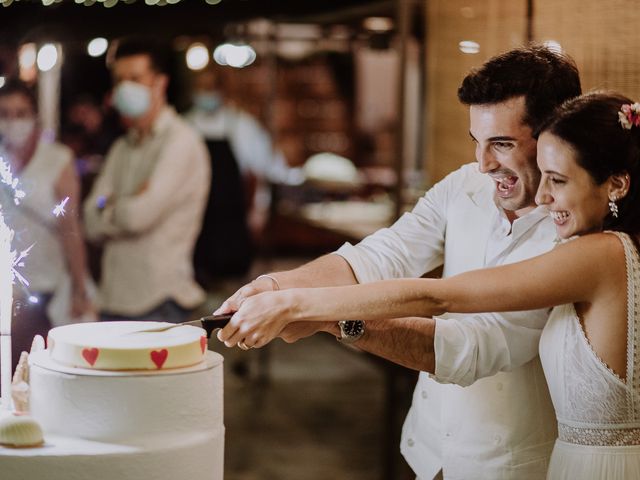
[112, 80, 151, 119]
[0, 118, 36, 150]
[193, 92, 222, 113]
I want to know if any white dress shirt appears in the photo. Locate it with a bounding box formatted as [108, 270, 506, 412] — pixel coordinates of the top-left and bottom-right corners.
[84, 107, 210, 316]
[336, 163, 558, 479]
[185, 105, 295, 184]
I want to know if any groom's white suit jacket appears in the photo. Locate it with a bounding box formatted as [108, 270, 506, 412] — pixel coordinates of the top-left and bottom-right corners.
[337, 163, 558, 479]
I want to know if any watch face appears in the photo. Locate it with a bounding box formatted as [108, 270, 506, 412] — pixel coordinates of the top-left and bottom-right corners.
[342, 320, 364, 337]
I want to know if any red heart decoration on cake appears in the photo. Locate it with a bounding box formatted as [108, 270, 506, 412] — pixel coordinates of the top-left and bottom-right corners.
[151, 349, 168, 369]
[200, 336, 207, 354]
[82, 347, 99, 366]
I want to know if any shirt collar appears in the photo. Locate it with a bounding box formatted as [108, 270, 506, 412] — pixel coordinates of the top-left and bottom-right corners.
[464, 164, 551, 237]
[494, 203, 549, 239]
[126, 106, 175, 143]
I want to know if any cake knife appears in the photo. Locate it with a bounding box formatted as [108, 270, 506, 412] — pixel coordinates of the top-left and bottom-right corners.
[128, 314, 233, 338]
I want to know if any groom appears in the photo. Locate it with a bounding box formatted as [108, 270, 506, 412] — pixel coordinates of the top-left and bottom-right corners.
[217, 45, 582, 479]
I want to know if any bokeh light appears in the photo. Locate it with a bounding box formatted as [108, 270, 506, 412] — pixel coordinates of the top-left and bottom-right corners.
[37, 43, 60, 72]
[87, 37, 109, 57]
[458, 40, 480, 54]
[363, 17, 394, 32]
[18, 43, 38, 82]
[18, 43, 37, 70]
[213, 43, 256, 68]
[186, 43, 210, 70]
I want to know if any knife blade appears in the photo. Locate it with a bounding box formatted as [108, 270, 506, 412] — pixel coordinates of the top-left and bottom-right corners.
[125, 313, 233, 339]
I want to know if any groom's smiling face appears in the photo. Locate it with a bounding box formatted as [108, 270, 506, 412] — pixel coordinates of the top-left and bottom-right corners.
[469, 95, 541, 219]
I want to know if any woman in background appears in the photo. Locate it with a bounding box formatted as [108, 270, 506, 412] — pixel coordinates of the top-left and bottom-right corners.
[0, 80, 95, 368]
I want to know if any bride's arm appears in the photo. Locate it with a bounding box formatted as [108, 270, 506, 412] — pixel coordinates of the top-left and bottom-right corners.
[219, 232, 624, 347]
[300, 233, 622, 319]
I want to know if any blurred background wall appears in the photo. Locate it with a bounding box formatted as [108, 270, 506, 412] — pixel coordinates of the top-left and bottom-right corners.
[424, 0, 640, 185]
[4, 0, 640, 201]
[424, 0, 528, 183]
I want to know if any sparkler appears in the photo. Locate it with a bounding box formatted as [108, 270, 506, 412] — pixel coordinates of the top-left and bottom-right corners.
[0, 212, 15, 410]
[52, 196, 69, 217]
[0, 156, 30, 411]
[0, 159, 25, 206]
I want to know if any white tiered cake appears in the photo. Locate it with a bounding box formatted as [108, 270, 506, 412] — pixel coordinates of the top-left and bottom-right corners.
[0, 321, 224, 480]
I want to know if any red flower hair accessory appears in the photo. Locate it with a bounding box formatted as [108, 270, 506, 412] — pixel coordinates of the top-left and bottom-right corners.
[618, 102, 640, 130]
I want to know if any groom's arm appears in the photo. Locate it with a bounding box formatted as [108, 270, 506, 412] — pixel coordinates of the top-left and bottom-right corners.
[280, 307, 545, 387]
[281, 317, 437, 373]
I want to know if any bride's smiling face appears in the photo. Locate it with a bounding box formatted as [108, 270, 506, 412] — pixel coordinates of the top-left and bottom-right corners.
[535, 131, 611, 238]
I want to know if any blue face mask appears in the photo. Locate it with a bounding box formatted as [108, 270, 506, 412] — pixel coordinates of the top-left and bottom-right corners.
[112, 81, 151, 119]
[193, 92, 222, 113]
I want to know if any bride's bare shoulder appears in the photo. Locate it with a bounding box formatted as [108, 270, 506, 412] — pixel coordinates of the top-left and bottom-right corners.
[552, 231, 626, 262]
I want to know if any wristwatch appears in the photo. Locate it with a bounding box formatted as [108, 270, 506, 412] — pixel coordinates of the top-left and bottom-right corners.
[337, 320, 365, 344]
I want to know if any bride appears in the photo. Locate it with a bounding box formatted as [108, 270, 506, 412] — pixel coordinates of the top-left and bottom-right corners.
[217, 92, 640, 479]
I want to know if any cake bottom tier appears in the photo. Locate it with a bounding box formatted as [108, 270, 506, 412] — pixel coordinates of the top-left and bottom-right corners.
[29, 350, 224, 442]
[0, 428, 224, 480]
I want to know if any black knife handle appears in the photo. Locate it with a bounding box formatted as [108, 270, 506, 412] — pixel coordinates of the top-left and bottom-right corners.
[200, 314, 233, 339]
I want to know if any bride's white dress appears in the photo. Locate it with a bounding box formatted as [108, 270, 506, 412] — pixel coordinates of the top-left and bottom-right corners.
[540, 231, 640, 479]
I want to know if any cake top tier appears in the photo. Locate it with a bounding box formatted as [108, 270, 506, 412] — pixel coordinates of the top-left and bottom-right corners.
[47, 322, 208, 371]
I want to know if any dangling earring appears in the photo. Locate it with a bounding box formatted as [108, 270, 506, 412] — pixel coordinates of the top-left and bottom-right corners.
[609, 197, 619, 218]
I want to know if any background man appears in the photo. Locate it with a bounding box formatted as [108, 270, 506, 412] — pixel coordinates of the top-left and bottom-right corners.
[185, 66, 297, 284]
[217, 45, 582, 479]
[84, 37, 210, 323]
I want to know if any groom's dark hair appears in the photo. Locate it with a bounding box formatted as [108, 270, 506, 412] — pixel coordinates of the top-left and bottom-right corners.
[458, 44, 582, 133]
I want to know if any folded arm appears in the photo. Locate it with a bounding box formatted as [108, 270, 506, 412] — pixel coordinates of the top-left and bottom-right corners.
[110, 138, 206, 234]
[84, 135, 207, 240]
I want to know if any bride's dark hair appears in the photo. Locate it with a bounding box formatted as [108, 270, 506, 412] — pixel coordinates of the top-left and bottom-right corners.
[538, 91, 640, 233]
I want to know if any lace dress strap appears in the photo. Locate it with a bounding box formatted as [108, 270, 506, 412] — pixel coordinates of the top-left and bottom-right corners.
[609, 231, 640, 408]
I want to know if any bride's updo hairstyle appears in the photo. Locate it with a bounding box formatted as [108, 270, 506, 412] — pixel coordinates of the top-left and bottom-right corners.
[537, 91, 640, 233]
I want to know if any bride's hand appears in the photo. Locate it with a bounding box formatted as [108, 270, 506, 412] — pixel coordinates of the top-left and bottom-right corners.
[216, 290, 298, 349]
